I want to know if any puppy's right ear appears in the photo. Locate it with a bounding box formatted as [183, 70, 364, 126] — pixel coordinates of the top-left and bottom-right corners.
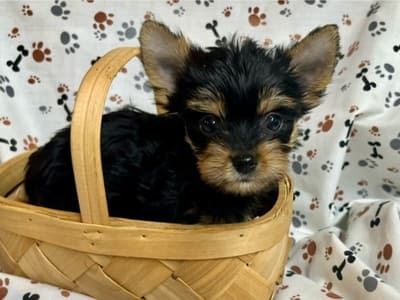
[139, 20, 190, 113]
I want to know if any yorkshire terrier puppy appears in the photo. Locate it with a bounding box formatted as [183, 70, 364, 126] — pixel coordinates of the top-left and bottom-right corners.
[24, 20, 340, 224]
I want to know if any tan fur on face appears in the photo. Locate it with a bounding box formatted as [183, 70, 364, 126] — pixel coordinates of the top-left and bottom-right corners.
[195, 141, 289, 195]
[288, 125, 300, 149]
[187, 88, 226, 117]
[258, 88, 297, 115]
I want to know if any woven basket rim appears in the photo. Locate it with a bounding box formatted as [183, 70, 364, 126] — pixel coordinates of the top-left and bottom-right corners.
[0, 151, 293, 260]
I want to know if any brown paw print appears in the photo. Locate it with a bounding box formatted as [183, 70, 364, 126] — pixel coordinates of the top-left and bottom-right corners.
[321, 282, 343, 299]
[349, 105, 359, 113]
[119, 66, 128, 74]
[166, 0, 179, 5]
[317, 114, 335, 133]
[222, 6, 232, 17]
[359, 60, 370, 68]
[0, 277, 10, 299]
[342, 14, 351, 26]
[306, 149, 317, 159]
[324, 246, 333, 260]
[8, 27, 20, 39]
[32, 42, 52, 63]
[23, 135, 39, 151]
[263, 38, 273, 48]
[369, 126, 380, 136]
[144, 11, 155, 21]
[0, 116, 11, 126]
[93, 11, 114, 31]
[28, 75, 41, 84]
[57, 83, 70, 93]
[351, 205, 370, 222]
[110, 94, 123, 104]
[302, 240, 317, 263]
[248, 7, 266, 26]
[334, 186, 344, 201]
[309, 197, 319, 210]
[289, 265, 302, 275]
[278, 0, 289, 4]
[60, 290, 71, 297]
[347, 41, 360, 57]
[376, 243, 392, 274]
[387, 167, 399, 173]
[289, 33, 302, 42]
[22, 4, 33, 16]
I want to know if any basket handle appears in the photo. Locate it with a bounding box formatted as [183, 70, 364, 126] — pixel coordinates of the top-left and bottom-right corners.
[70, 47, 141, 225]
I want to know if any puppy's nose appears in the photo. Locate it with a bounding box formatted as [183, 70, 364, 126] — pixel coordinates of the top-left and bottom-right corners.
[232, 154, 257, 174]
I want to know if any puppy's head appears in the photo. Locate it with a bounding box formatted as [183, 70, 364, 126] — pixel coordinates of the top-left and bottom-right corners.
[139, 21, 340, 196]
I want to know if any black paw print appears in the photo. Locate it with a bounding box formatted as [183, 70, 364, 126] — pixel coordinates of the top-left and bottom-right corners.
[50, 0, 70, 20]
[60, 31, 80, 54]
[134, 71, 152, 92]
[357, 269, 381, 292]
[357, 188, 368, 198]
[94, 30, 107, 41]
[279, 8, 292, 17]
[196, 0, 214, 7]
[368, 21, 387, 37]
[349, 242, 363, 255]
[367, 2, 381, 17]
[390, 133, 400, 153]
[291, 154, 308, 175]
[117, 20, 137, 42]
[358, 157, 378, 169]
[385, 91, 400, 108]
[304, 0, 327, 8]
[38, 105, 52, 114]
[321, 160, 334, 173]
[173, 6, 186, 16]
[375, 63, 395, 80]
[292, 210, 307, 228]
[382, 179, 400, 197]
[0, 75, 15, 98]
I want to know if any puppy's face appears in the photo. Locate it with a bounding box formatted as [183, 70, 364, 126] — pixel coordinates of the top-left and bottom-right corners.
[139, 21, 340, 195]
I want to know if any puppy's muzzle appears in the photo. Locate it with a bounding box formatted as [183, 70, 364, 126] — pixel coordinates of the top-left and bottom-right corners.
[232, 153, 257, 175]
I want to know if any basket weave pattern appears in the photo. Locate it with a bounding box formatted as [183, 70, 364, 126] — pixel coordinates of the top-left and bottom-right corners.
[0, 48, 293, 300]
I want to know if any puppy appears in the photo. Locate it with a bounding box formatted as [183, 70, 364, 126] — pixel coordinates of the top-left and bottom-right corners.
[24, 20, 340, 224]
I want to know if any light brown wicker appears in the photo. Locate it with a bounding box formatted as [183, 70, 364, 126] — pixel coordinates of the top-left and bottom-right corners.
[0, 47, 293, 300]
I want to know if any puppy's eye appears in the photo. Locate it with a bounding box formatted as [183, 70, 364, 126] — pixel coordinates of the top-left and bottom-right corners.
[199, 114, 219, 134]
[265, 113, 283, 132]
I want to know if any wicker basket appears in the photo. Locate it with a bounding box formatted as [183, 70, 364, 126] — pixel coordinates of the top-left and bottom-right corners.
[0, 47, 293, 300]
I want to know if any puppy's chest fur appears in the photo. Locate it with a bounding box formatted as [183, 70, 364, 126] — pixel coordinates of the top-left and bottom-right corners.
[25, 108, 275, 224]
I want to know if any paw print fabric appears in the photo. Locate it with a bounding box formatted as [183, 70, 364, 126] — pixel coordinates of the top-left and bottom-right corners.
[1, 1, 399, 299]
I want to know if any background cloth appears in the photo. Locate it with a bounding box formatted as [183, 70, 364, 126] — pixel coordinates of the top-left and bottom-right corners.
[1, 1, 400, 299]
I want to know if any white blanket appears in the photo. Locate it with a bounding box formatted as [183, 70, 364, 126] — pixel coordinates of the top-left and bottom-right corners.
[1, 1, 399, 299]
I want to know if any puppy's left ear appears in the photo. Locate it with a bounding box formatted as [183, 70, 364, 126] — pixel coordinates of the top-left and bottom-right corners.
[139, 20, 191, 113]
[289, 25, 340, 109]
